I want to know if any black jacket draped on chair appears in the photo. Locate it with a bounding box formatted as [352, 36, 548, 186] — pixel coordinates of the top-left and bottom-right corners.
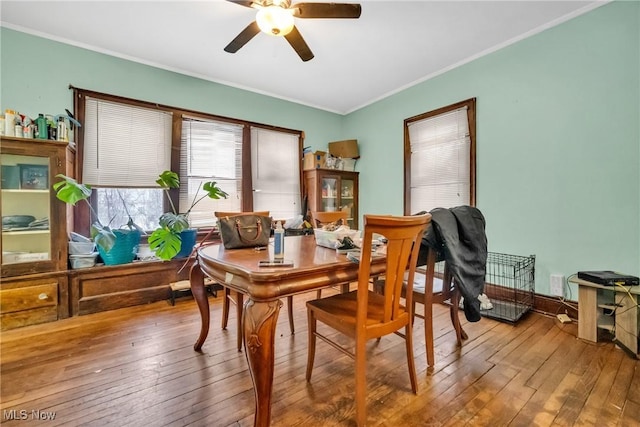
[416, 206, 488, 322]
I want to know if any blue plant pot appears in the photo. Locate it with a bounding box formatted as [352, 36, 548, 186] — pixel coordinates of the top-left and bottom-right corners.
[176, 229, 197, 258]
[98, 229, 141, 265]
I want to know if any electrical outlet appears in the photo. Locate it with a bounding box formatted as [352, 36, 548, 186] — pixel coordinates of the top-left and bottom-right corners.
[557, 313, 571, 324]
[550, 274, 564, 297]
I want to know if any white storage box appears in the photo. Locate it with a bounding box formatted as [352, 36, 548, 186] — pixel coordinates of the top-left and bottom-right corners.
[314, 228, 360, 249]
[69, 241, 95, 255]
[69, 252, 98, 269]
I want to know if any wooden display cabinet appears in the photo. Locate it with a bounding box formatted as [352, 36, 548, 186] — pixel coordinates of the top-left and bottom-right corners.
[1, 136, 71, 329]
[304, 169, 359, 229]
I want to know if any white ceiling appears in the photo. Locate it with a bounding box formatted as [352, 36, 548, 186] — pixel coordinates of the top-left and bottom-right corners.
[1, 0, 606, 114]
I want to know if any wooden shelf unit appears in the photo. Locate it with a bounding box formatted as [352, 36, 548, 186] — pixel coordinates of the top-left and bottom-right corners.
[571, 276, 639, 357]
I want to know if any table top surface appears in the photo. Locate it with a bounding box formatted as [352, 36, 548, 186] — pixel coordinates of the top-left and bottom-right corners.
[569, 276, 640, 295]
[196, 235, 386, 300]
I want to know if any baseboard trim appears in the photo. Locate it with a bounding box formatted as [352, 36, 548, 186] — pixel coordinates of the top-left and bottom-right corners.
[532, 293, 578, 319]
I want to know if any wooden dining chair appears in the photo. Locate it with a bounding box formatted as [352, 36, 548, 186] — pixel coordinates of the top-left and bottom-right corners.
[214, 211, 295, 351]
[407, 249, 467, 367]
[310, 210, 349, 229]
[306, 213, 431, 427]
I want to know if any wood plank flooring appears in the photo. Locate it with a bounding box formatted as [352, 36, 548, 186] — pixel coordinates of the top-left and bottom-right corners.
[1, 289, 638, 426]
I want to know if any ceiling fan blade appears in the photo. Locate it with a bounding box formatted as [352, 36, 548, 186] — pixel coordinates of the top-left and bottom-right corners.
[284, 26, 314, 62]
[224, 21, 261, 53]
[292, 3, 362, 19]
[225, 0, 257, 8]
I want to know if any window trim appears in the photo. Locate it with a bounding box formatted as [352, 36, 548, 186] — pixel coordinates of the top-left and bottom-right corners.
[70, 86, 304, 236]
[403, 98, 476, 215]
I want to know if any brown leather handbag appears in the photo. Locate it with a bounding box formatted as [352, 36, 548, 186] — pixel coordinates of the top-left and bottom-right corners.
[217, 214, 271, 249]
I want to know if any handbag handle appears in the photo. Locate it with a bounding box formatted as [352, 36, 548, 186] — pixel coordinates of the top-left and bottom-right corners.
[235, 218, 264, 242]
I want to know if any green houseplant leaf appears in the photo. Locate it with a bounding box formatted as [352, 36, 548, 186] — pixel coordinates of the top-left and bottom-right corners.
[148, 227, 182, 261]
[53, 174, 118, 253]
[202, 181, 229, 201]
[91, 223, 116, 253]
[52, 174, 92, 206]
[156, 170, 180, 190]
[151, 170, 228, 260]
[159, 212, 190, 233]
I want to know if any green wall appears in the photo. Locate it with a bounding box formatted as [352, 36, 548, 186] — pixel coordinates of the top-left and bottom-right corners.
[1, 1, 638, 297]
[0, 28, 344, 149]
[344, 0, 639, 295]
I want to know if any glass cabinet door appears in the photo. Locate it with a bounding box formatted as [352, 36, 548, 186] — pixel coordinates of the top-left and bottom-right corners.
[321, 177, 338, 212]
[1, 153, 52, 265]
[339, 177, 356, 228]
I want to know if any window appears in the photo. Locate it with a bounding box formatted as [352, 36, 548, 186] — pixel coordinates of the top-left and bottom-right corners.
[404, 98, 476, 215]
[180, 118, 244, 228]
[251, 127, 301, 219]
[82, 97, 172, 186]
[95, 188, 163, 231]
[80, 95, 172, 231]
[73, 88, 304, 236]
[180, 119, 303, 227]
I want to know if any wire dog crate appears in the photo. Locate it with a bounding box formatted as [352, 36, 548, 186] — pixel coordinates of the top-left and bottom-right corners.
[434, 252, 535, 323]
[482, 252, 536, 323]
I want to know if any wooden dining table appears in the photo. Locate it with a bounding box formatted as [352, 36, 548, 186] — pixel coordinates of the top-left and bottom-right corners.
[189, 234, 386, 427]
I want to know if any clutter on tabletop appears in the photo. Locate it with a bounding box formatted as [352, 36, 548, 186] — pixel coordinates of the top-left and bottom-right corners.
[1, 108, 81, 147]
[314, 225, 360, 250]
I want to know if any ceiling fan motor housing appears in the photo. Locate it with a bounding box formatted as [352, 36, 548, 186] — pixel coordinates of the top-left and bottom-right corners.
[262, 0, 292, 8]
[225, 0, 362, 61]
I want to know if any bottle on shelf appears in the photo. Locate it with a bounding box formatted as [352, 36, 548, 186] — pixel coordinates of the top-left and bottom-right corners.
[57, 117, 67, 142]
[36, 114, 48, 140]
[4, 109, 16, 136]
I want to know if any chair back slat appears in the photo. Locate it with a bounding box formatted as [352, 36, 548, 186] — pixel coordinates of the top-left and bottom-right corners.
[357, 214, 431, 325]
[311, 211, 348, 228]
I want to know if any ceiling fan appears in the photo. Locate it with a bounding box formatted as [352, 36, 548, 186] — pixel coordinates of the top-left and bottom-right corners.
[224, 0, 362, 62]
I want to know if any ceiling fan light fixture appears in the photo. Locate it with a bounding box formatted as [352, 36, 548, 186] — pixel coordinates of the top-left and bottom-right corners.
[256, 6, 294, 36]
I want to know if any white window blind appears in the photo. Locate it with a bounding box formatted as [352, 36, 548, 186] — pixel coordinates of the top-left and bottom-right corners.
[408, 106, 470, 213]
[250, 127, 301, 219]
[83, 97, 172, 187]
[180, 118, 243, 227]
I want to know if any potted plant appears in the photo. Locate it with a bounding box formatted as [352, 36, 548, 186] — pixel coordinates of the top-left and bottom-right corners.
[148, 170, 228, 260]
[53, 174, 144, 265]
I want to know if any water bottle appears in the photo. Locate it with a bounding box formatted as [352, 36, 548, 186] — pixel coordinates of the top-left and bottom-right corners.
[274, 221, 285, 259]
[36, 114, 48, 139]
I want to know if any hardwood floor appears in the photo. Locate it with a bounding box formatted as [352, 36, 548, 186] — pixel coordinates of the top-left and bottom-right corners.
[1, 289, 638, 426]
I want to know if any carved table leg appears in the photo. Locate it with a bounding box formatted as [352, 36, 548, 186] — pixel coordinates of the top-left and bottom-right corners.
[243, 298, 283, 427]
[190, 261, 210, 351]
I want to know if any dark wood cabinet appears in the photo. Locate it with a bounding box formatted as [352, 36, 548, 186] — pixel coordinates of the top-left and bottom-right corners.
[68, 259, 188, 316]
[1, 136, 71, 329]
[304, 169, 359, 229]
